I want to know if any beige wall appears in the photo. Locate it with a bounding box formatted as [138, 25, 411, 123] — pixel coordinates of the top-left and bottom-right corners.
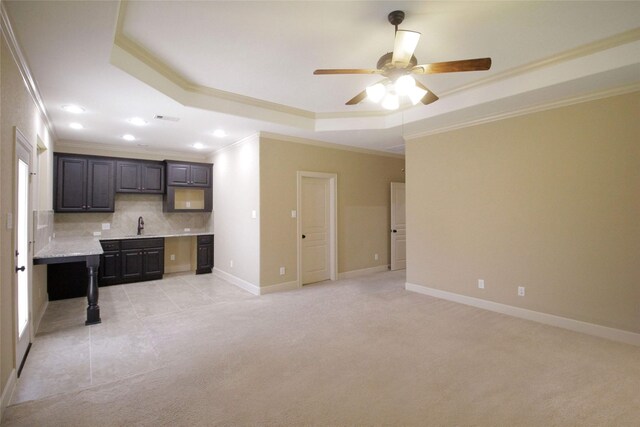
[260, 136, 405, 287]
[210, 135, 260, 286]
[1, 33, 55, 404]
[406, 92, 640, 333]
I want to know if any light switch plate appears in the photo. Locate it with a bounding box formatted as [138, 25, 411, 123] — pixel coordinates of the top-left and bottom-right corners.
[102, 223, 110, 230]
[291, 210, 297, 218]
[251, 210, 257, 219]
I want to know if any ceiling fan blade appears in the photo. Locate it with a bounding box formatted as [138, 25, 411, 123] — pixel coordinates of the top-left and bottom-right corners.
[392, 30, 421, 66]
[414, 81, 439, 105]
[314, 69, 383, 75]
[412, 58, 492, 74]
[346, 89, 368, 105]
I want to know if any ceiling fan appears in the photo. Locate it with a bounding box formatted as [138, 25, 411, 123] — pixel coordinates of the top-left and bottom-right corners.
[313, 10, 492, 110]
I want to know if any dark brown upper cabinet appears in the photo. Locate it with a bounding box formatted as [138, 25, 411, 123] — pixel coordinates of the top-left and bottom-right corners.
[54, 154, 115, 212]
[116, 160, 165, 194]
[166, 161, 211, 187]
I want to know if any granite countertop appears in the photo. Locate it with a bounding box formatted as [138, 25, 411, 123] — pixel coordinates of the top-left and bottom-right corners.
[99, 231, 212, 241]
[34, 231, 214, 259]
[34, 236, 103, 259]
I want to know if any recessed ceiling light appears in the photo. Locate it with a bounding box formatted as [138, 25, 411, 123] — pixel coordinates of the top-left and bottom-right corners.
[193, 142, 205, 150]
[62, 104, 84, 114]
[128, 117, 147, 126]
[123, 134, 136, 141]
[213, 129, 227, 138]
[69, 122, 83, 130]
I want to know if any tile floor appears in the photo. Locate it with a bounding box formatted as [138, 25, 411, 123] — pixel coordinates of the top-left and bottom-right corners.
[13, 272, 257, 404]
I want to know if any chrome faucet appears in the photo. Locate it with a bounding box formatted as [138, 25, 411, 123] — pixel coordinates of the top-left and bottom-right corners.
[137, 216, 144, 235]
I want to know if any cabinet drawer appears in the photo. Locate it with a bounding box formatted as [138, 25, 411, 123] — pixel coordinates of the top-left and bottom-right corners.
[197, 234, 213, 244]
[100, 240, 120, 251]
[121, 238, 164, 250]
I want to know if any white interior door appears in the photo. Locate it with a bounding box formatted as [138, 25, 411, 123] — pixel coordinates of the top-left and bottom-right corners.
[390, 182, 406, 271]
[15, 129, 33, 373]
[301, 176, 331, 284]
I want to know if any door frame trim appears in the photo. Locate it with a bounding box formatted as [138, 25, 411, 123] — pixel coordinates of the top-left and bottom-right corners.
[296, 171, 338, 287]
[14, 126, 34, 370]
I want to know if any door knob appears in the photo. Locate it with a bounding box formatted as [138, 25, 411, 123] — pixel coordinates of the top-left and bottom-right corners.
[302, 235, 306, 239]
[16, 265, 25, 273]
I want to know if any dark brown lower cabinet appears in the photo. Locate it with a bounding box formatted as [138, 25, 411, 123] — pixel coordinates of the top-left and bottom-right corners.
[99, 238, 164, 286]
[196, 234, 214, 274]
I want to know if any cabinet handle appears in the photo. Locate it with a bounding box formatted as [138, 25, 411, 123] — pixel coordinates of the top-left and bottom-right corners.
[83, 205, 87, 209]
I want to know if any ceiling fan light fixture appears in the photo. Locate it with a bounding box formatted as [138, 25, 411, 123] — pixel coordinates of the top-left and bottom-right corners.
[394, 75, 416, 96]
[381, 93, 399, 110]
[408, 86, 428, 105]
[366, 83, 386, 103]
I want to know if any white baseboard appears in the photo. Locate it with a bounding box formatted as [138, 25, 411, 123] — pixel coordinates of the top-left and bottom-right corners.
[34, 299, 48, 334]
[0, 369, 17, 419]
[213, 268, 260, 295]
[405, 282, 640, 347]
[259, 280, 299, 295]
[338, 265, 389, 279]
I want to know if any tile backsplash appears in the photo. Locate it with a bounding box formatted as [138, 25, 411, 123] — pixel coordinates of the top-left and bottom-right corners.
[54, 194, 212, 238]
[34, 210, 54, 253]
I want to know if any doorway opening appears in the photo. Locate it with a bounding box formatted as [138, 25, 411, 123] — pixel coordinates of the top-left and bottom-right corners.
[297, 171, 337, 286]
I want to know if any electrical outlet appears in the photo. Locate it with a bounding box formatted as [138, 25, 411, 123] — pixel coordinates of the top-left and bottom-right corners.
[279, 267, 285, 275]
[170, 254, 175, 261]
[291, 210, 297, 218]
[184, 228, 191, 232]
[518, 286, 525, 296]
[186, 201, 191, 208]
[478, 279, 485, 289]
[93, 231, 101, 236]
[374, 253, 379, 261]
[230, 260, 234, 268]
[102, 223, 110, 230]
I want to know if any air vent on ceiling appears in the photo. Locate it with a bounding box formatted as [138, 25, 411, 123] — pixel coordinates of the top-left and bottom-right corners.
[154, 115, 180, 122]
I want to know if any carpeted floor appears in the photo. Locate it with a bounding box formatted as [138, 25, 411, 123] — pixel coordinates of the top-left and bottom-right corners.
[3, 270, 640, 426]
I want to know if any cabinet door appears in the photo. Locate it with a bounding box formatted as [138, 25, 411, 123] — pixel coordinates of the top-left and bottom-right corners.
[143, 248, 164, 277]
[167, 163, 191, 186]
[196, 245, 213, 273]
[190, 164, 211, 187]
[99, 251, 121, 285]
[141, 163, 164, 193]
[55, 156, 87, 212]
[121, 249, 143, 281]
[116, 161, 141, 192]
[87, 159, 115, 211]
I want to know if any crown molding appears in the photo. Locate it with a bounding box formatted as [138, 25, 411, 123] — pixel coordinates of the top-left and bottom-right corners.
[0, 2, 57, 141]
[259, 132, 404, 159]
[436, 28, 640, 100]
[404, 83, 640, 142]
[210, 132, 260, 156]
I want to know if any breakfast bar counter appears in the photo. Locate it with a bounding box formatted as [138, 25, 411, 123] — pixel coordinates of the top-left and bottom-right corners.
[34, 237, 104, 325]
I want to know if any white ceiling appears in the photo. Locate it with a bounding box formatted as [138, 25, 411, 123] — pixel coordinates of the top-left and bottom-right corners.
[4, 1, 640, 155]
